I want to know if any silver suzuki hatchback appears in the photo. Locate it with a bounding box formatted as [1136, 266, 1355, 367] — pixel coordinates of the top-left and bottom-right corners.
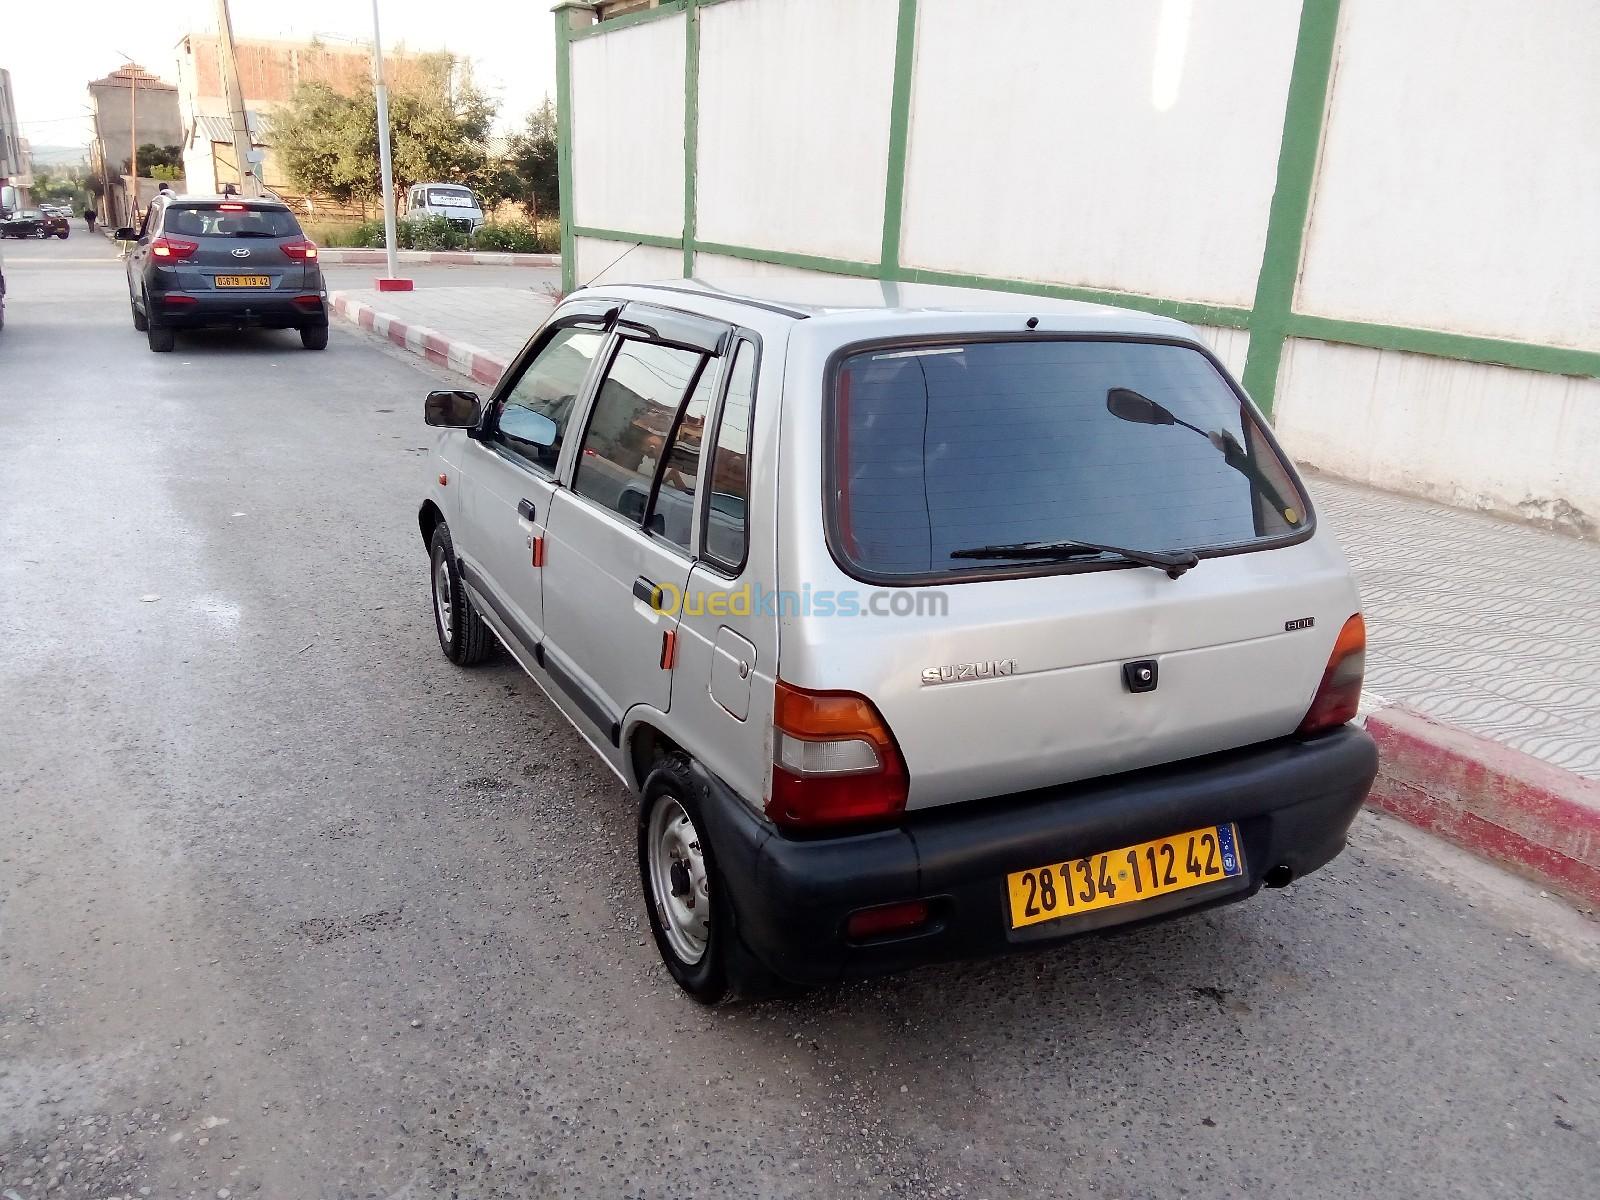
[419, 278, 1378, 1002]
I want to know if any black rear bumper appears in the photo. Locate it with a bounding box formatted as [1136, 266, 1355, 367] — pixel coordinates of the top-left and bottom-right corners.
[693, 728, 1377, 987]
[150, 292, 326, 330]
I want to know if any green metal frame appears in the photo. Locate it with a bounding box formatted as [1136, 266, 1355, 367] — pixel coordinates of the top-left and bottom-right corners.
[554, 0, 1599, 409]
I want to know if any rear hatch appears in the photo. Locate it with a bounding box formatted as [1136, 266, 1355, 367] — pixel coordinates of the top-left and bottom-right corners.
[820, 335, 1358, 809]
[162, 202, 312, 292]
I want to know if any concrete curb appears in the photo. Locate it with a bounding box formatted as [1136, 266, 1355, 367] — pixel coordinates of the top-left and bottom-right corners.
[328, 292, 507, 387]
[1365, 706, 1600, 908]
[317, 249, 559, 268]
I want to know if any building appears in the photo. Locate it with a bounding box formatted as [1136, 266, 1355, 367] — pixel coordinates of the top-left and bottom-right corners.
[1, 68, 32, 212]
[88, 63, 183, 227]
[553, 0, 1600, 539]
[174, 34, 448, 201]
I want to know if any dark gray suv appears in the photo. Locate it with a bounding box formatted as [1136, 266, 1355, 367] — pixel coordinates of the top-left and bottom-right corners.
[118, 195, 328, 353]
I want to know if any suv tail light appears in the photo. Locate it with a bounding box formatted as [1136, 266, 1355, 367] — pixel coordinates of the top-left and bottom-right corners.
[151, 236, 198, 261]
[279, 238, 319, 262]
[1298, 614, 1366, 734]
[768, 680, 909, 831]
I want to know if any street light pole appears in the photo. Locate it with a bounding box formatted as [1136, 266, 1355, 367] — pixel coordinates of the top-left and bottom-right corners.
[369, 0, 410, 290]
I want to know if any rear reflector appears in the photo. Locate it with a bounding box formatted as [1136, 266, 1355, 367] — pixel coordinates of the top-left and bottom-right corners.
[768, 681, 908, 831]
[292, 295, 324, 308]
[1298, 613, 1366, 734]
[846, 900, 930, 941]
[160, 294, 198, 306]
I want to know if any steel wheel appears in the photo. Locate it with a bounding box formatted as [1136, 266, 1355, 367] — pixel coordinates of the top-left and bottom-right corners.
[646, 796, 711, 965]
[433, 552, 454, 646]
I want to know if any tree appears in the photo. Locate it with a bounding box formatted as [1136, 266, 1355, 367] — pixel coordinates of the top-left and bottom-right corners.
[119, 143, 183, 176]
[271, 67, 499, 208]
[488, 97, 560, 220]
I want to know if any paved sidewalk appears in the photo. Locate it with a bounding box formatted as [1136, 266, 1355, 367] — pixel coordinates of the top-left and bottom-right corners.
[331, 282, 1600, 785]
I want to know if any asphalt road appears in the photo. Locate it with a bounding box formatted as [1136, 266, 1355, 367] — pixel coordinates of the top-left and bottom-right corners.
[2, 231, 1598, 1200]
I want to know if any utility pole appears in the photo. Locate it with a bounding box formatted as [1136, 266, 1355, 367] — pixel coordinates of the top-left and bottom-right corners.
[214, 0, 259, 196]
[369, 0, 411, 290]
[114, 54, 140, 229]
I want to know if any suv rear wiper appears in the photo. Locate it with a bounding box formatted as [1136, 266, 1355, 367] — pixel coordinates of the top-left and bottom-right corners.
[949, 539, 1200, 579]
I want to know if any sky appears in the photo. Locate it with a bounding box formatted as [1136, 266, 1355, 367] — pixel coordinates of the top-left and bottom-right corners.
[6, 0, 558, 152]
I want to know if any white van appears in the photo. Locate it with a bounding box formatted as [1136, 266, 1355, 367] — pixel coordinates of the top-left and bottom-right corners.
[404, 183, 486, 233]
[417, 278, 1378, 1002]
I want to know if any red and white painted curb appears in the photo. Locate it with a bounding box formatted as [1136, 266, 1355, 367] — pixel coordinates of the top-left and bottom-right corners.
[1363, 704, 1600, 908]
[328, 292, 507, 387]
[317, 249, 559, 268]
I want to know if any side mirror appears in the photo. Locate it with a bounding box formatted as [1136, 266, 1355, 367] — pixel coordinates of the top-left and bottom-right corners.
[1106, 387, 1178, 427]
[114, 227, 137, 241]
[424, 389, 484, 428]
[498, 407, 559, 449]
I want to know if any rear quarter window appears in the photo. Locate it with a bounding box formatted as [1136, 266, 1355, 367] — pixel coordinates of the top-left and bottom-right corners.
[828, 337, 1309, 581]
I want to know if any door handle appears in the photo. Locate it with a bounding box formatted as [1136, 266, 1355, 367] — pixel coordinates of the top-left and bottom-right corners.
[517, 498, 536, 522]
[633, 576, 662, 607]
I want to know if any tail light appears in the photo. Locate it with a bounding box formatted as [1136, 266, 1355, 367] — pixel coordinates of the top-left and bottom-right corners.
[151, 236, 198, 261]
[280, 239, 319, 262]
[768, 680, 908, 831]
[1298, 614, 1366, 734]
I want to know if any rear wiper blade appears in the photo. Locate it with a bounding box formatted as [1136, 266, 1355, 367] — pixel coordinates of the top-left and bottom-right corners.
[949, 539, 1199, 579]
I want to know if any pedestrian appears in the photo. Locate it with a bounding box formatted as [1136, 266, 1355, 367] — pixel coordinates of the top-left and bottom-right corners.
[157, 181, 172, 196]
[83, 207, 96, 233]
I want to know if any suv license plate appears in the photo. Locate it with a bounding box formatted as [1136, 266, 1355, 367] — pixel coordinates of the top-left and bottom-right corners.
[215, 275, 270, 288]
[1006, 823, 1243, 930]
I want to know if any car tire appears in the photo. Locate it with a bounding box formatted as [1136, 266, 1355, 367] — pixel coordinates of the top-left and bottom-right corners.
[300, 324, 329, 351]
[131, 296, 148, 332]
[58, 231, 69, 240]
[146, 320, 175, 353]
[428, 523, 491, 666]
[638, 757, 735, 1004]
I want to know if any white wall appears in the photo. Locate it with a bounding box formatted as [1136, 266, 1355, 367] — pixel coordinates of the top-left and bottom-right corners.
[574, 237, 685, 287]
[1297, 0, 1600, 347]
[570, 14, 687, 239]
[899, 0, 1303, 307]
[1275, 341, 1600, 536]
[696, 0, 899, 262]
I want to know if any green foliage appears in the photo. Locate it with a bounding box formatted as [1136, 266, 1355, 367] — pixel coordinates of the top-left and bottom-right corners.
[272, 67, 499, 209]
[402, 214, 470, 251]
[471, 222, 556, 253]
[32, 170, 91, 211]
[120, 143, 182, 176]
[483, 97, 560, 219]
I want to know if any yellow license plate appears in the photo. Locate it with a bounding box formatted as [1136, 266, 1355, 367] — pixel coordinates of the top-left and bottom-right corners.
[215, 275, 270, 288]
[1006, 823, 1244, 929]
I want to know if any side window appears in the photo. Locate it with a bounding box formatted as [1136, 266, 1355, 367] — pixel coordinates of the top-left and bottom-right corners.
[572, 339, 706, 528]
[138, 202, 160, 239]
[647, 365, 718, 551]
[703, 341, 756, 571]
[493, 324, 606, 474]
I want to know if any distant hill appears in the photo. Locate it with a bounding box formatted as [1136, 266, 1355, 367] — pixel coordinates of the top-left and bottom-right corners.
[30, 144, 89, 169]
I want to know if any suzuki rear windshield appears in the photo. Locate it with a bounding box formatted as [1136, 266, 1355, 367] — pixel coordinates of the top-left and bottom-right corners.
[828, 338, 1311, 581]
[164, 205, 302, 238]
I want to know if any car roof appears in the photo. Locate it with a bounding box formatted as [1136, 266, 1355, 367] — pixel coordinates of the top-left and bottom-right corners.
[585, 275, 1193, 337]
[160, 194, 291, 209]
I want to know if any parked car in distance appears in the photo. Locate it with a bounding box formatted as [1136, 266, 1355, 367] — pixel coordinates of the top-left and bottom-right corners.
[117, 194, 328, 353]
[1, 209, 46, 238]
[404, 182, 486, 234]
[417, 278, 1379, 1003]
